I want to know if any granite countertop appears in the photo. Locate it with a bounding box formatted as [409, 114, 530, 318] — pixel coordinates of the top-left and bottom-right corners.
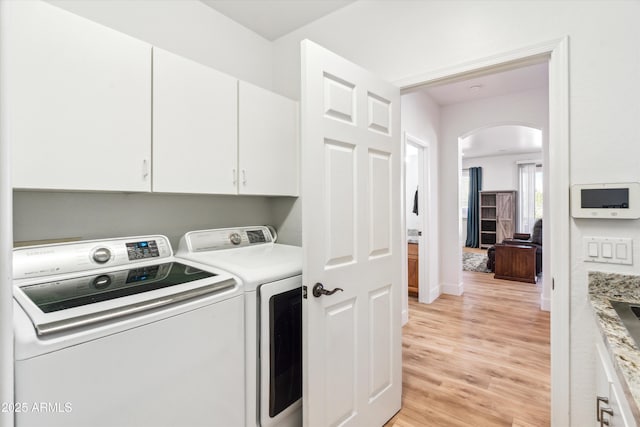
[589, 271, 640, 421]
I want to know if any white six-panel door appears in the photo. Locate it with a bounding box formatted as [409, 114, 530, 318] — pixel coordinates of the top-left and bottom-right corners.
[301, 40, 401, 427]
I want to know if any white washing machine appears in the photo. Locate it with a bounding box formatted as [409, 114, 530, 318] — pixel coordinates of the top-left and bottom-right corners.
[176, 226, 302, 427]
[13, 235, 245, 427]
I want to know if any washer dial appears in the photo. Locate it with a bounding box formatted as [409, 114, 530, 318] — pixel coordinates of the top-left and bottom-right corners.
[92, 247, 112, 263]
[229, 233, 242, 245]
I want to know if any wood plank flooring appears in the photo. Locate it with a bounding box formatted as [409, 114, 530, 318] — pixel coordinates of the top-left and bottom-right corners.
[386, 271, 550, 427]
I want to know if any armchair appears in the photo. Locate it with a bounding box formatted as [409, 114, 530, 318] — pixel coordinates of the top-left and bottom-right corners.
[486, 219, 542, 283]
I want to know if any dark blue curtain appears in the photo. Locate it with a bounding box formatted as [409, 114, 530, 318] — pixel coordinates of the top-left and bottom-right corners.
[465, 167, 482, 248]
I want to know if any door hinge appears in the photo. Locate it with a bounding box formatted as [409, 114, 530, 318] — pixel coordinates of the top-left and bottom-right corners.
[302, 285, 307, 299]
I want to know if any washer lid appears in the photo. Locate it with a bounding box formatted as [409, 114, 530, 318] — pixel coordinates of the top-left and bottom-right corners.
[20, 261, 215, 314]
[177, 243, 302, 288]
[14, 260, 238, 338]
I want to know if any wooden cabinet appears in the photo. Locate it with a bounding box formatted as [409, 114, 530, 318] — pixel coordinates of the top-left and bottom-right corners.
[595, 338, 638, 427]
[152, 48, 238, 194]
[239, 81, 298, 196]
[408, 243, 418, 296]
[479, 191, 516, 249]
[494, 244, 537, 283]
[7, 1, 152, 192]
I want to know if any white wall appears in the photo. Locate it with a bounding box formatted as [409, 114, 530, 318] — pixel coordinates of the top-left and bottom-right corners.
[402, 90, 440, 230]
[272, 2, 640, 424]
[269, 197, 301, 245]
[13, 192, 273, 249]
[401, 90, 440, 306]
[405, 153, 419, 231]
[462, 152, 542, 193]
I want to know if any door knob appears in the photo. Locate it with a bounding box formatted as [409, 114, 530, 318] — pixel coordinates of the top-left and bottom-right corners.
[312, 283, 343, 298]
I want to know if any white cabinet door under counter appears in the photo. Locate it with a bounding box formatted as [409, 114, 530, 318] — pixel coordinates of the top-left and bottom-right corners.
[595, 337, 637, 427]
[6, 1, 152, 192]
[590, 272, 640, 427]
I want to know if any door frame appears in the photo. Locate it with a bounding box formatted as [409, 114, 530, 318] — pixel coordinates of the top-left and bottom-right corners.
[402, 133, 436, 313]
[395, 37, 571, 426]
[0, 1, 15, 425]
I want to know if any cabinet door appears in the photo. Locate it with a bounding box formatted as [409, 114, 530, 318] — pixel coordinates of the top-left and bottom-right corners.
[407, 244, 419, 295]
[6, 1, 151, 191]
[497, 192, 515, 242]
[153, 48, 238, 194]
[595, 340, 638, 427]
[238, 81, 298, 196]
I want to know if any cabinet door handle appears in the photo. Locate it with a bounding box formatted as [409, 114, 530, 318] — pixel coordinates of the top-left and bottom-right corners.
[242, 169, 247, 185]
[600, 407, 613, 426]
[232, 169, 237, 185]
[596, 396, 609, 421]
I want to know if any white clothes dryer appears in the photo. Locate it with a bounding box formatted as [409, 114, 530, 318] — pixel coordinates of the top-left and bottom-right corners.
[176, 226, 302, 427]
[13, 235, 245, 427]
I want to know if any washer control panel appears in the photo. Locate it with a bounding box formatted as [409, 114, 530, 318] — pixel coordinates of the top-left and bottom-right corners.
[182, 226, 274, 253]
[13, 235, 172, 280]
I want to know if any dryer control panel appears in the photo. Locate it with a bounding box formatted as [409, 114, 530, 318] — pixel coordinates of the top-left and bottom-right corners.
[180, 226, 274, 253]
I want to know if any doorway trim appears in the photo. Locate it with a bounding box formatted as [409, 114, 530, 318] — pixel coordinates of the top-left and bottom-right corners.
[394, 37, 571, 426]
[404, 133, 436, 307]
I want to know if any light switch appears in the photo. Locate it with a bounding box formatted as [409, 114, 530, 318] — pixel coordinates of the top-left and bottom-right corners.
[616, 243, 628, 260]
[602, 243, 613, 258]
[584, 237, 632, 265]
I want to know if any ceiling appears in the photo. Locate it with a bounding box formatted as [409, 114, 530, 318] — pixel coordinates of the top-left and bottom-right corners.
[421, 62, 549, 107]
[427, 62, 548, 159]
[200, 0, 356, 41]
[460, 125, 542, 159]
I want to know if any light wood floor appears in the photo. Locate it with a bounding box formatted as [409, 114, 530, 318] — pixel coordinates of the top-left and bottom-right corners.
[463, 246, 487, 255]
[386, 271, 550, 427]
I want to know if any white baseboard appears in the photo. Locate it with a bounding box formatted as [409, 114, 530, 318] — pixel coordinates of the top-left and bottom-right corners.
[540, 295, 551, 312]
[428, 286, 440, 303]
[417, 285, 441, 304]
[441, 281, 463, 296]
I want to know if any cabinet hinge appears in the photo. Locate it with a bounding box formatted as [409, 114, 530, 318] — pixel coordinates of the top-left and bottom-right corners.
[302, 285, 307, 299]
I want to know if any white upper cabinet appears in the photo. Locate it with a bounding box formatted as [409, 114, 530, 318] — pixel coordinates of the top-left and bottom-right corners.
[152, 48, 238, 194]
[239, 81, 299, 196]
[6, 1, 152, 192]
